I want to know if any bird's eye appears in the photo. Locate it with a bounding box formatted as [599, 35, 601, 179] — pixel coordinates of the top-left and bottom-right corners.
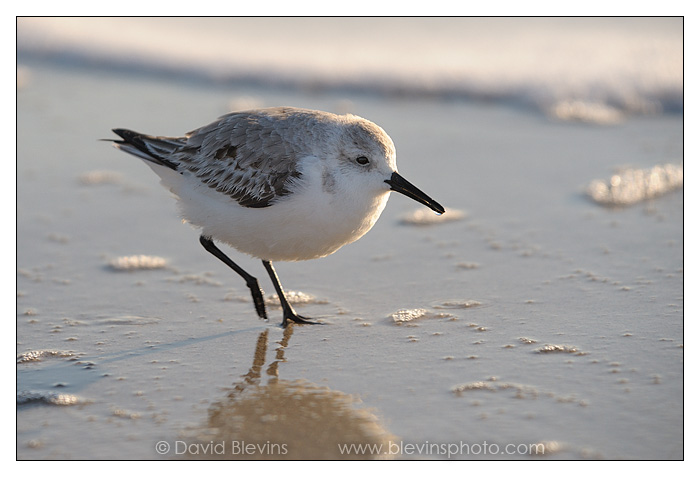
[355, 156, 370, 165]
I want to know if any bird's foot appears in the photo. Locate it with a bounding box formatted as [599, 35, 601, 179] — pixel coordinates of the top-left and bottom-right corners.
[282, 311, 324, 327]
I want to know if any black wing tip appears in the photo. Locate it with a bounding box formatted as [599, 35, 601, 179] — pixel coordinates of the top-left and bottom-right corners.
[111, 128, 140, 141]
[107, 128, 180, 171]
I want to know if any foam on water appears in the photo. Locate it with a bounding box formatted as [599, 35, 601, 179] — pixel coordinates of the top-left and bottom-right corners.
[399, 207, 466, 226]
[535, 344, 586, 355]
[108, 255, 168, 271]
[586, 163, 683, 206]
[389, 308, 456, 324]
[17, 349, 77, 363]
[94, 315, 161, 326]
[451, 377, 588, 407]
[16, 17, 682, 122]
[263, 290, 329, 308]
[548, 100, 626, 125]
[17, 390, 84, 406]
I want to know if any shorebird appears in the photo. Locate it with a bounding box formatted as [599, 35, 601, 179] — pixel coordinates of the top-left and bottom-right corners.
[111, 107, 444, 326]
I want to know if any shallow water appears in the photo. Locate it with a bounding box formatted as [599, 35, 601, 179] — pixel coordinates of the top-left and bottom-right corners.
[16, 58, 682, 459]
[17, 17, 682, 120]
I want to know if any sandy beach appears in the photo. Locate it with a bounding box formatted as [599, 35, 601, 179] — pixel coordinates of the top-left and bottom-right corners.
[17, 18, 683, 460]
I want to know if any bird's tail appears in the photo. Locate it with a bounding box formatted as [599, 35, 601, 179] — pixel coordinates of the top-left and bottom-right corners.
[111, 129, 185, 171]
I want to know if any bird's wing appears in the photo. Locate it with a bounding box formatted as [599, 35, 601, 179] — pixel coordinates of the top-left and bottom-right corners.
[172, 111, 305, 208]
[113, 110, 309, 209]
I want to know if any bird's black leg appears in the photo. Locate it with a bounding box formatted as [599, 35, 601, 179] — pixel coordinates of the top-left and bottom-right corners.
[199, 235, 267, 320]
[261, 260, 322, 326]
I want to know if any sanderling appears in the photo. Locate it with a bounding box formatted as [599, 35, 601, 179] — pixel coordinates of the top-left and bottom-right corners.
[111, 107, 444, 326]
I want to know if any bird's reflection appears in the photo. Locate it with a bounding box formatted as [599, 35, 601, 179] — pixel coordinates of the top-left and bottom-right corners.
[185, 327, 395, 460]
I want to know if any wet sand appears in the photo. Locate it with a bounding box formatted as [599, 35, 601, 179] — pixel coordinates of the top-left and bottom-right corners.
[17, 60, 682, 459]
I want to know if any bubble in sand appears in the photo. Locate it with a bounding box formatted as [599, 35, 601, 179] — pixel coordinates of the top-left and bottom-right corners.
[108, 255, 167, 271]
[451, 380, 541, 400]
[519, 337, 538, 344]
[535, 344, 586, 355]
[399, 207, 466, 226]
[389, 308, 452, 324]
[451, 378, 584, 407]
[264, 290, 328, 308]
[390, 308, 429, 323]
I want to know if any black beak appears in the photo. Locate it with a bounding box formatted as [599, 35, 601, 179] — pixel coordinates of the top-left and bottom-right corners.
[385, 172, 445, 215]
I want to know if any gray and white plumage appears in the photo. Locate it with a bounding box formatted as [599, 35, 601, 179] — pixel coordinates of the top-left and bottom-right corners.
[112, 107, 443, 262]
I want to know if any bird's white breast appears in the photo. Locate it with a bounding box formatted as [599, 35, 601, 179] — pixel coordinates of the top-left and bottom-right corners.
[160, 156, 390, 262]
